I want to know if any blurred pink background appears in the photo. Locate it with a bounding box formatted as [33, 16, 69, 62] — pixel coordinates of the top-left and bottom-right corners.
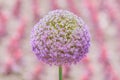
[0, 0, 120, 80]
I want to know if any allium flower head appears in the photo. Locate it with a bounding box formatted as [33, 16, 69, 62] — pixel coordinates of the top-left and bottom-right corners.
[31, 10, 90, 65]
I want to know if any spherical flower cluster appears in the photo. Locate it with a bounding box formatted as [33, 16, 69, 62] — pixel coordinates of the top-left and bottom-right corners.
[31, 10, 90, 65]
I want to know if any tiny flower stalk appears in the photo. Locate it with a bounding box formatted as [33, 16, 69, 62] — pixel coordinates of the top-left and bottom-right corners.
[59, 66, 62, 80]
[31, 10, 90, 80]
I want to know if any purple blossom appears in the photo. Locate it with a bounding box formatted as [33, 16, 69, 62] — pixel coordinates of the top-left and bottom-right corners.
[31, 10, 90, 65]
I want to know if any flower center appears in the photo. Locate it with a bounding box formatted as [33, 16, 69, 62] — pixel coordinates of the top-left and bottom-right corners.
[46, 15, 78, 41]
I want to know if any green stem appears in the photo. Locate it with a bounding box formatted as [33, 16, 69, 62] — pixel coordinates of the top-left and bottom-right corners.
[59, 66, 62, 80]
